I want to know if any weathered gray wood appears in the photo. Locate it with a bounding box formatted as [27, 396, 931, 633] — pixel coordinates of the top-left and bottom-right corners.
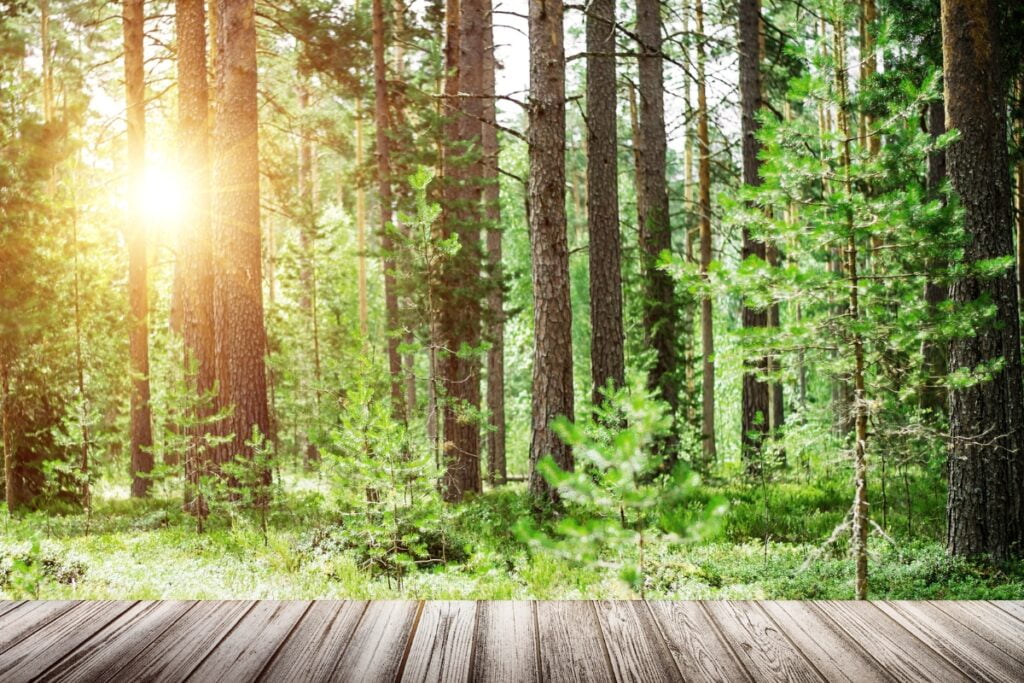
[760, 601, 892, 683]
[536, 601, 614, 683]
[472, 601, 539, 683]
[106, 600, 254, 682]
[43, 601, 195, 683]
[332, 600, 419, 683]
[877, 600, 1024, 682]
[931, 601, 1024, 665]
[991, 600, 1024, 624]
[703, 600, 823, 682]
[0, 602, 23, 620]
[401, 601, 476, 682]
[186, 600, 310, 681]
[0, 600, 133, 681]
[0, 600, 78, 653]
[258, 600, 366, 682]
[814, 601, 969, 682]
[593, 600, 679, 682]
[648, 601, 751, 683]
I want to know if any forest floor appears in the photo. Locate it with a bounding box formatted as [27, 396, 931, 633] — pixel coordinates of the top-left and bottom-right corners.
[2, 471, 1023, 601]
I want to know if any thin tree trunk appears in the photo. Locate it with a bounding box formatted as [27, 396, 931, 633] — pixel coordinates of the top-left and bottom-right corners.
[483, 0, 506, 486]
[696, 0, 716, 466]
[920, 98, 948, 413]
[528, 0, 574, 503]
[124, 0, 153, 498]
[942, 0, 1024, 561]
[355, 111, 369, 339]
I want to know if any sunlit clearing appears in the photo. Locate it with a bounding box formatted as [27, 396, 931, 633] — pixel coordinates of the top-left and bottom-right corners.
[139, 165, 185, 237]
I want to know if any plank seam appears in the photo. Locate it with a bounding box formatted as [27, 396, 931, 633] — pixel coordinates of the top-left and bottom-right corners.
[863, 600, 976, 680]
[988, 601, 1024, 626]
[327, 599, 372, 677]
[252, 600, 315, 681]
[100, 601, 203, 683]
[803, 601, 894, 679]
[465, 601, 481, 683]
[641, 600, 688, 683]
[751, 601, 829, 682]
[0, 601, 79, 656]
[532, 601, 542, 683]
[694, 601, 757, 683]
[393, 600, 425, 682]
[587, 600, 617, 681]
[931, 601, 1024, 667]
[179, 600, 259, 682]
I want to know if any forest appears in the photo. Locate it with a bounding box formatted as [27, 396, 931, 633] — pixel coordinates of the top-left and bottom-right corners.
[1, 0, 1023, 602]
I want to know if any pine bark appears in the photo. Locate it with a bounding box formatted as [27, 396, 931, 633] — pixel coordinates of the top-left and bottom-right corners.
[528, 0, 574, 503]
[738, 0, 770, 470]
[586, 0, 624, 407]
[483, 0, 506, 486]
[920, 98, 948, 413]
[636, 0, 679, 426]
[124, 0, 153, 498]
[942, 0, 1024, 560]
[211, 0, 271, 471]
[696, 0, 716, 465]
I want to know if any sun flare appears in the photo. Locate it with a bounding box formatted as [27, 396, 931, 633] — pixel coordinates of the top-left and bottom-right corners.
[138, 165, 186, 234]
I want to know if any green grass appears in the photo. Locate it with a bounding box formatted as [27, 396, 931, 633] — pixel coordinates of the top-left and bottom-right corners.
[2, 469, 1022, 601]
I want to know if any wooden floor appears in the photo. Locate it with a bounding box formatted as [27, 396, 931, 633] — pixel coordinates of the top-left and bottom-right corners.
[0, 601, 1022, 682]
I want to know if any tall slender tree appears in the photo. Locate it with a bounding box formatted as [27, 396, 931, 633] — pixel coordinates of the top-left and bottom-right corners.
[587, 0, 624, 406]
[696, 0, 716, 465]
[211, 0, 271, 469]
[635, 0, 679, 426]
[941, 0, 1024, 560]
[528, 0, 574, 502]
[124, 0, 153, 497]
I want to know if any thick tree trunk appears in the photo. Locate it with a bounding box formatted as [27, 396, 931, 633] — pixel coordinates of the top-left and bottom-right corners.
[124, 0, 153, 498]
[483, 0, 506, 486]
[439, 0, 484, 501]
[737, 0, 770, 471]
[528, 0, 574, 503]
[212, 0, 271, 473]
[586, 0, 624, 407]
[372, 0, 405, 421]
[176, 0, 216, 516]
[696, 0, 716, 466]
[635, 0, 678, 428]
[942, 0, 1024, 561]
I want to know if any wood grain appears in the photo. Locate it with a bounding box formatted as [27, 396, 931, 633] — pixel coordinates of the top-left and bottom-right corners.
[0, 601, 23, 620]
[759, 601, 891, 683]
[43, 601, 195, 683]
[991, 600, 1024, 624]
[536, 601, 614, 683]
[332, 600, 420, 683]
[813, 601, 968, 682]
[648, 601, 751, 682]
[105, 599, 254, 682]
[593, 600, 679, 682]
[258, 600, 366, 682]
[703, 600, 823, 682]
[931, 600, 1024, 665]
[877, 600, 1024, 682]
[401, 601, 476, 682]
[472, 601, 539, 683]
[0, 600, 133, 681]
[0, 600, 78, 653]
[186, 600, 310, 681]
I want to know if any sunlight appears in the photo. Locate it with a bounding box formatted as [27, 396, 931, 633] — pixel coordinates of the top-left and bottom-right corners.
[138, 165, 185, 236]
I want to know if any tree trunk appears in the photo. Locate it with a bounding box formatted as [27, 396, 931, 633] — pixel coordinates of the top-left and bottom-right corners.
[635, 0, 679, 429]
[586, 0, 624, 408]
[942, 0, 1024, 561]
[124, 0, 153, 498]
[920, 97, 948, 414]
[696, 0, 716, 466]
[737, 0, 770, 471]
[528, 0, 574, 503]
[355, 110, 369, 339]
[483, 0, 506, 486]
[211, 0, 271, 473]
[439, 0, 484, 501]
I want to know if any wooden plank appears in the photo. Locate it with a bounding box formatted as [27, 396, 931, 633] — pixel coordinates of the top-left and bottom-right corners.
[186, 600, 310, 681]
[759, 602, 892, 682]
[813, 601, 968, 682]
[0, 602, 23, 620]
[42, 601, 196, 683]
[536, 601, 614, 683]
[0, 600, 78, 653]
[876, 601, 1024, 682]
[648, 601, 751, 683]
[106, 600, 254, 682]
[991, 600, 1024, 624]
[258, 600, 367, 682]
[931, 601, 1024, 665]
[400, 601, 476, 682]
[0, 600, 134, 681]
[332, 600, 420, 683]
[703, 601, 823, 683]
[593, 600, 679, 682]
[472, 601, 539, 683]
